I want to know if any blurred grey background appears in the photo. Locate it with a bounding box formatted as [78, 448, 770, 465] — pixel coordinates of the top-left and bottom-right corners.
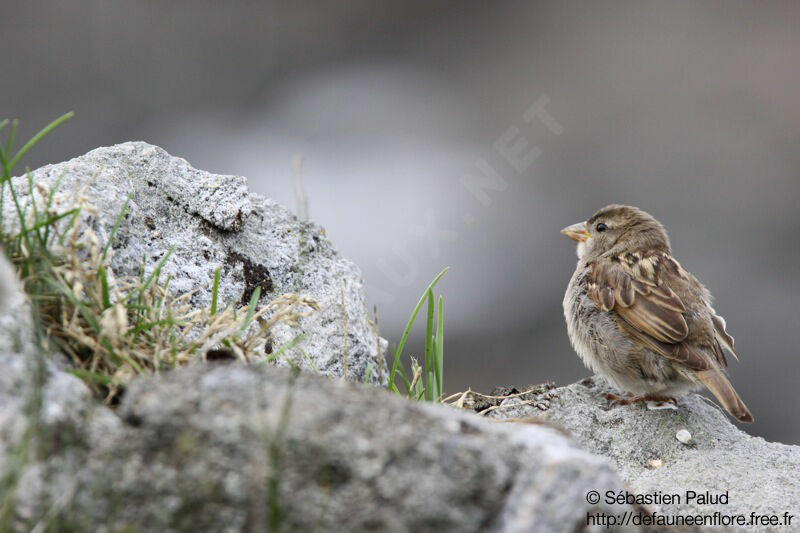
[2, 1, 798, 443]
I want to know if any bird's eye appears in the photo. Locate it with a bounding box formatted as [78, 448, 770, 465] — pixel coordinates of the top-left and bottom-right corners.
[596, 222, 607, 232]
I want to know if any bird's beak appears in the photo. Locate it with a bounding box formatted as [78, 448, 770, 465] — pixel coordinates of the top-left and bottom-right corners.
[560, 221, 591, 242]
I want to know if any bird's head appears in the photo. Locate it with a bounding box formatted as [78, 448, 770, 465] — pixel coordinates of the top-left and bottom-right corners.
[561, 204, 671, 259]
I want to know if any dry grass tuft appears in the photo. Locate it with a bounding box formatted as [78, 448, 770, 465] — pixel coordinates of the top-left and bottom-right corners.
[442, 384, 556, 415]
[6, 168, 318, 404]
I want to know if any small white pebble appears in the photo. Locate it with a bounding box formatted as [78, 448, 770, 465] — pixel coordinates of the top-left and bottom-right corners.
[676, 429, 692, 444]
[647, 458, 663, 470]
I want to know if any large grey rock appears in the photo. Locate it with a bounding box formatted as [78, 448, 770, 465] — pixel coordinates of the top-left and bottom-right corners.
[489, 377, 800, 531]
[70, 366, 630, 532]
[6, 142, 385, 382]
[2, 359, 632, 530]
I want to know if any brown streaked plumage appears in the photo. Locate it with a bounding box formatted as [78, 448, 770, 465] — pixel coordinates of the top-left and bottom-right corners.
[561, 204, 753, 423]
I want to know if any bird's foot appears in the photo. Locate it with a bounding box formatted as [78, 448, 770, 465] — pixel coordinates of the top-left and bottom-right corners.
[644, 395, 678, 411]
[604, 392, 643, 406]
[604, 393, 677, 410]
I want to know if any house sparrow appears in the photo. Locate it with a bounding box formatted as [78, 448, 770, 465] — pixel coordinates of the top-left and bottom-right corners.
[561, 205, 753, 423]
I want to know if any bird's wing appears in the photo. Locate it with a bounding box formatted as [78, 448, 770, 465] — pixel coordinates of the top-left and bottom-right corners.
[589, 251, 750, 421]
[588, 252, 715, 371]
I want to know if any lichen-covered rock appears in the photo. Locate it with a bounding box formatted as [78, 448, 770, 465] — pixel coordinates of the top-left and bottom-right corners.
[6, 142, 385, 382]
[23, 365, 632, 532]
[490, 377, 800, 531]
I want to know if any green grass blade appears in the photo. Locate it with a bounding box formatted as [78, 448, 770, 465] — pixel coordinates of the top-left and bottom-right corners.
[99, 266, 111, 309]
[57, 209, 81, 245]
[126, 318, 181, 338]
[4, 164, 32, 254]
[388, 351, 402, 393]
[0, 138, 9, 232]
[128, 247, 173, 302]
[156, 274, 172, 316]
[264, 334, 307, 364]
[434, 295, 444, 400]
[69, 368, 114, 386]
[14, 208, 79, 238]
[47, 278, 101, 334]
[100, 336, 142, 374]
[8, 112, 74, 171]
[41, 171, 68, 244]
[387, 267, 449, 392]
[424, 289, 434, 401]
[23, 170, 52, 252]
[0, 177, 5, 234]
[5, 119, 17, 157]
[210, 267, 221, 316]
[391, 351, 412, 394]
[0, 140, 9, 176]
[238, 286, 261, 336]
[298, 347, 319, 373]
[25, 170, 39, 227]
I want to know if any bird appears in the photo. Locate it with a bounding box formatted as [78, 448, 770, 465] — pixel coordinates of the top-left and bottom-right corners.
[561, 204, 753, 423]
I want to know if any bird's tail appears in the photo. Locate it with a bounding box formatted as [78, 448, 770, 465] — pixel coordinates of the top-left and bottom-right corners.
[696, 369, 753, 423]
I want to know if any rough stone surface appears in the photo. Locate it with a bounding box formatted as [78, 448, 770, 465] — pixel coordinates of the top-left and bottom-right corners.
[5, 142, 385, 382]
[77, 367, 629, 532]
[489, 377, 800, 530]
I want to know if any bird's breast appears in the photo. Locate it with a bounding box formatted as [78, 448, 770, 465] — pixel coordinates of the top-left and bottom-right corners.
[563, 265, 639, 390]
